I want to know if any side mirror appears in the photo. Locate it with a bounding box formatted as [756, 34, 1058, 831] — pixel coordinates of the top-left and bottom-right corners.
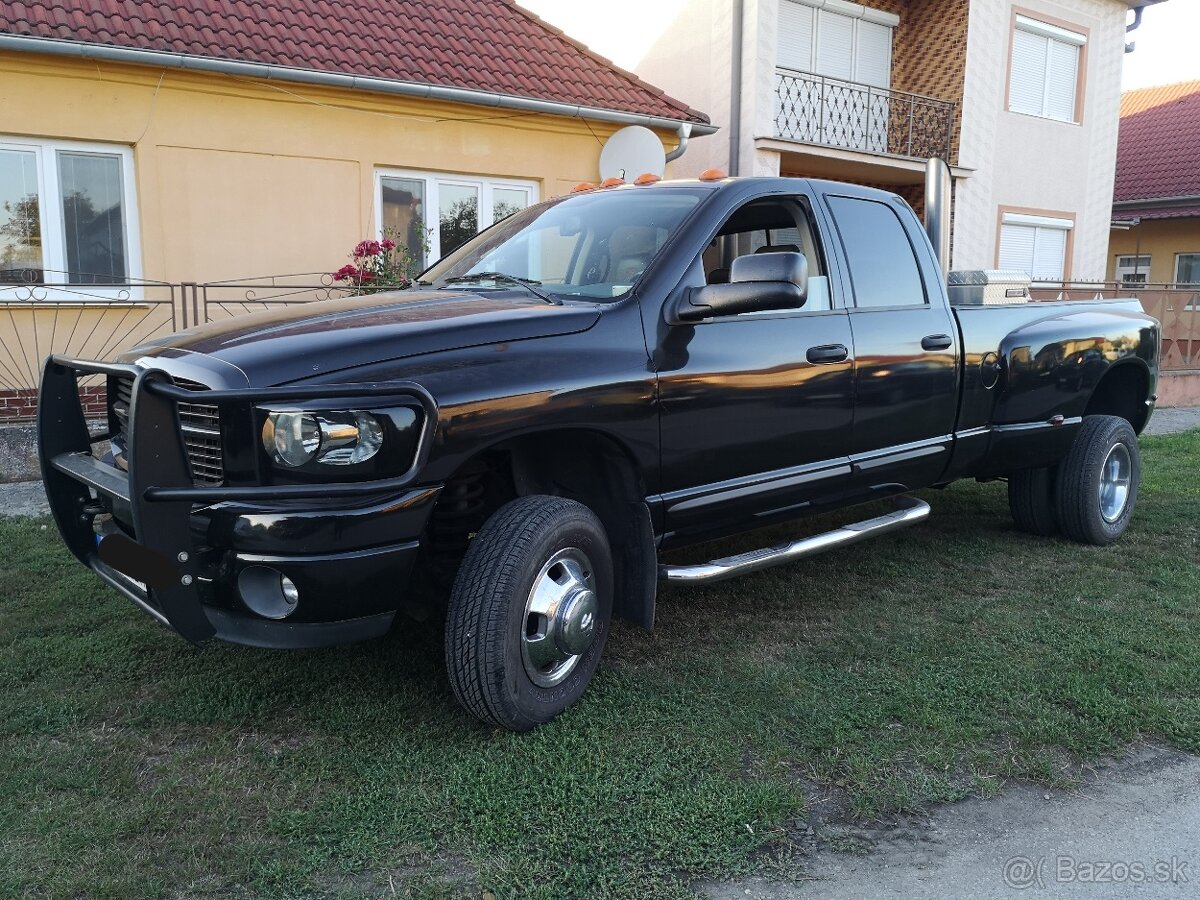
[670, 252, 808, 323]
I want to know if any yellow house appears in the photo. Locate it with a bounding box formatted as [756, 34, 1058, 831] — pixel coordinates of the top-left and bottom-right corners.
[1108, 80, 1200, 287]
[0, 0, 714, 417]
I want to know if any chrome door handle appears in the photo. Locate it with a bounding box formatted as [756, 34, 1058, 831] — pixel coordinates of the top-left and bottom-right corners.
[921, 333, 953, 351]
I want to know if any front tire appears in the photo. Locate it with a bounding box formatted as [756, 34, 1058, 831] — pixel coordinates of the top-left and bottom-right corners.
[1055, 415, 1140, 546]
[444, 495, 613, 731]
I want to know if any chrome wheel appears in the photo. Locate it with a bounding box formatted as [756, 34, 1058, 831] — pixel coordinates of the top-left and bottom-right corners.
[1099, 442, 1133, 523]
[521, 547, 597, 688]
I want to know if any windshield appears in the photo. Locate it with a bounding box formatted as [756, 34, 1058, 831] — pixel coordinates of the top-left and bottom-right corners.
[420, 187, 709, 301]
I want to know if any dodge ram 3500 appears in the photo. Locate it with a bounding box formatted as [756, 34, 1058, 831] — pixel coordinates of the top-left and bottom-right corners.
[39, 175, 1160, 730]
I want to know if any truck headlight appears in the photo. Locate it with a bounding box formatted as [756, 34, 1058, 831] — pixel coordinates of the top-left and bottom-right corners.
[262, 410, 384, 467]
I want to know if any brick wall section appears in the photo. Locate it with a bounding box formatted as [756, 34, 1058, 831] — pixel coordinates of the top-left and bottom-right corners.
[0, 386, 106, 423]
[845, 0, 969, 164]
[889, 0, 970, 164]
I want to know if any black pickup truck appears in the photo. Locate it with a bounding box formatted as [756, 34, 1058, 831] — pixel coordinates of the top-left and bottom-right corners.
[39, 176, 1160, 730]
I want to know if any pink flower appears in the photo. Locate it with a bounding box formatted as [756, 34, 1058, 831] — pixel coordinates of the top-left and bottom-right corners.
[381, 238, 396, 251]
[332, 264, 359, 281]
[353, 239, 382, 258]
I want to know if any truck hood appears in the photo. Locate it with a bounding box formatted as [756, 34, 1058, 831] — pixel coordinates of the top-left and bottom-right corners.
[121, 289, 601, 386]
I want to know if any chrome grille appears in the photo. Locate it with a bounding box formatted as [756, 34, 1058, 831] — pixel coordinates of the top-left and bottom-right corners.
[110, 374, 225, 486]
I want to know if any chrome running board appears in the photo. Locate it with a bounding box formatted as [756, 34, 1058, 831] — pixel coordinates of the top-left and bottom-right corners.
[658, 495, 930, 584]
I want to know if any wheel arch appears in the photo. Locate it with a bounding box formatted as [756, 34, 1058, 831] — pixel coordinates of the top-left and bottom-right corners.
[1085, 359, 1152, 434]
[434, 427, 658, 630]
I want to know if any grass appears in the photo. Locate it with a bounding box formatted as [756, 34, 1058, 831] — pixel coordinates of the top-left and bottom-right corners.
[1, 430, 1198, 899]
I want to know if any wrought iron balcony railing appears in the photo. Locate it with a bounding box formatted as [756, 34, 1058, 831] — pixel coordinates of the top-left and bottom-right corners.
[774, 67, 955, 161]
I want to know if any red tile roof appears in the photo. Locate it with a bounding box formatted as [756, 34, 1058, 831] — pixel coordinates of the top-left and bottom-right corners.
[1114, 80, 1200, 219]
[0, 0, 709, 126]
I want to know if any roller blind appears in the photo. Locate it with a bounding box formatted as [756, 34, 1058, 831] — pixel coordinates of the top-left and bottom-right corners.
[816, 9, 855, 80]
[855, 20, 892, 88]
[1045, 37, 1079, 122]
[777, 1, 814, 70]
[999, 223, 1068, 282]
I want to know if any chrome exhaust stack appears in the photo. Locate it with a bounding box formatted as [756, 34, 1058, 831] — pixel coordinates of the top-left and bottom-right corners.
[658, 496, 930, 584]
[924, 157, 952, 278]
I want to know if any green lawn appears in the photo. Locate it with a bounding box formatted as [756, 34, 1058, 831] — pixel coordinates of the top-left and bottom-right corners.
[2, 431, 1198, 899]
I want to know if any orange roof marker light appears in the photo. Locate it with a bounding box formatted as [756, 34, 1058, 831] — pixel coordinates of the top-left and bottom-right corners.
[599, 177, 626, 188]
[571, 182, 596, 193]
[698, 168, 728, 182]
[634, 172, 661, 185]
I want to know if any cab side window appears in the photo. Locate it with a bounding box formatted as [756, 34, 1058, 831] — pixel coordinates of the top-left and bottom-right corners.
[826, 195, 927, 308]
[701, 197, 832, 312]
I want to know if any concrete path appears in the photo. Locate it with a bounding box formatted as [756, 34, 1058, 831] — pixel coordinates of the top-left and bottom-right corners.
[3, 407, 1197, 520]
[701, 746, 1200, 899]
[0, 480, 50, 518]
[1144, 406, 1200, 436]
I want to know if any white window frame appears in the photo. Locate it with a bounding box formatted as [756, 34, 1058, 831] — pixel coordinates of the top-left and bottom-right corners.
[373, 168, 538, 265]
[1175, 252, 1200, 287]
[999, 212, 1074, 284]
[1008, 15, 1086, 124]
[0, 136, 141, 300]
[1115, 254, 1151, 286]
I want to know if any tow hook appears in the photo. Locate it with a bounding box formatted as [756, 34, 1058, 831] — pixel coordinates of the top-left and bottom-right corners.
[78, 499, 106, 524]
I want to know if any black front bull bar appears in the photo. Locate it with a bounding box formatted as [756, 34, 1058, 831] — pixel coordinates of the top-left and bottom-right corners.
[37, 355, 438, 644]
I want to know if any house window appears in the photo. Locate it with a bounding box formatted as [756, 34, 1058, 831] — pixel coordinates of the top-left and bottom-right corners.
[1115, 255, 1151, 285]
[777, 0, 896, 85]
[1009, 15, 1086, 123]
[998, 212, 1073, 282]
[0, 137, 138, 286]
[376, 169, 537, 271]
[1176, 253, 1200, 286]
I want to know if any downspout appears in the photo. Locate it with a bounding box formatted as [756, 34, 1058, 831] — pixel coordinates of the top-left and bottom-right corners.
[1125, 5, 1146, 54]
[728, 0, 745, 175]
[664, 122, 693, 162]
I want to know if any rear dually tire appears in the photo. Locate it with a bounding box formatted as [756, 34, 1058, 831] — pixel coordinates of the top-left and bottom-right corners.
[1055, 415, 1140, 546]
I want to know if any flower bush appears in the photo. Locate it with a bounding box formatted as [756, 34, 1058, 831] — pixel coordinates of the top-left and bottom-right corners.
[331, 231, 424, 294]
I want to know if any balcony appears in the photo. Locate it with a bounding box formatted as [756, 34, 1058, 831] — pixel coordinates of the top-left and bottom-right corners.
[773, 67, 955, 163]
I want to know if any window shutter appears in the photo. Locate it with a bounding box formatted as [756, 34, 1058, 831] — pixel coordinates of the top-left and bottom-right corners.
[854, 20, 892, 88]
[999, 224, 1037, 275]
[815, 9, 855, 80]
[1044, 38, 1079, 122]
[777, 1, 814, 71]
[1031, 227, 1067, 281]
[1009, 29, 1048, 116]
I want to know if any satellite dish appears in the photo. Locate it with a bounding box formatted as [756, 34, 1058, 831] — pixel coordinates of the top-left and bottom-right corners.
[600, 125, 666, 182]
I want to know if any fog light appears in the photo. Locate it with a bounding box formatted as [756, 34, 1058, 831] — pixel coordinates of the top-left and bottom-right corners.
[238, 565, 300, 619]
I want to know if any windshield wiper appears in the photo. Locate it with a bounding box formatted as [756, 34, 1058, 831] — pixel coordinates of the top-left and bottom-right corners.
[440, 272, 559, 304]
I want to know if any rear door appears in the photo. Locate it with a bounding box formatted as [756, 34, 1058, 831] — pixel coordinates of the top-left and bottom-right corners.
[820, 191, 959, 492]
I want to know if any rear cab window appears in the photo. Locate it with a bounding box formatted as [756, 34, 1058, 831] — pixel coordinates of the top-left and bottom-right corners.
[825, 195, 927, 309]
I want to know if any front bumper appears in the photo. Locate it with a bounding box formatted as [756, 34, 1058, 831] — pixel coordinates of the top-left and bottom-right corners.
[38, 355, 440, 648]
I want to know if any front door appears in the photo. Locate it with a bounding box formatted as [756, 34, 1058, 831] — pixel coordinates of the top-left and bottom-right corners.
[653, 192, 856, 545]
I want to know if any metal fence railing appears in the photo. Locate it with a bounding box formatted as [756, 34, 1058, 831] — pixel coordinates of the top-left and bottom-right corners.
[0, 271, 354, 420]
[774, 67, 955, 161]
[1030, 282, 1199, 371]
